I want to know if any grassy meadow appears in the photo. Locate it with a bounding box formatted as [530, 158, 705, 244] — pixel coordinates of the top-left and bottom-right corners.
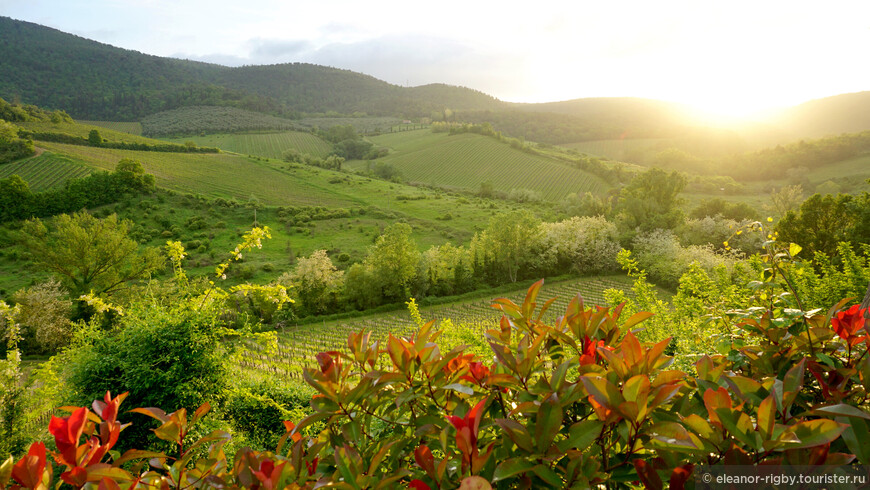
[164, 131, 333, 159]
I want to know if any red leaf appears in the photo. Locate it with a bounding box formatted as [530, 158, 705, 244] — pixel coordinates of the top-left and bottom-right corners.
[408, 479, 432, 490]
[11, 442, 47, 489]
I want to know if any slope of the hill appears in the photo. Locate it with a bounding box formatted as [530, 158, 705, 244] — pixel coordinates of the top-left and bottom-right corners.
[768, 92, 870, 139]
[0, 17, 503, 120]
[353, 131, 609, 200]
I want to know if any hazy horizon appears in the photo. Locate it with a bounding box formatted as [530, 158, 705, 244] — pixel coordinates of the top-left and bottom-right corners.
[3, 0, 870, 117]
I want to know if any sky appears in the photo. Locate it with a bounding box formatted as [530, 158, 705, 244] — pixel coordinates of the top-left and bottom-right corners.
[3, 0, 870, 118]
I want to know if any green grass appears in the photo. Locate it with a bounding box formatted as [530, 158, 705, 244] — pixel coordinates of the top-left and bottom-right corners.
[357, 132, 609, 200]
[30, 141, 548, 251]
[19, 120, 161, 145]
[561, 138, 670, 162]
[0, 152, 91, 191]
[163, 131, 333, 159]
[806, 154, 870, 184]
[78, 120, 143, 136]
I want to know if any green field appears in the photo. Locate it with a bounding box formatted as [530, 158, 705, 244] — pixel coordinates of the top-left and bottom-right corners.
[78, 120, 144, 136]
[561, 138, 670, 162]
[0, 152, 91, 191]
[296, 116, 402, 133]
[357, 132, 609, 200]
[19, 120, 162, 145]
[236, 275, 641, 378]
[164, 131, 333, 159]
[806, 154, 870, 184]
[31, 141, 547, 247]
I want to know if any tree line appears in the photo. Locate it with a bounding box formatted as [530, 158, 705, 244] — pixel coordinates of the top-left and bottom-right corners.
[0, 159, 155, 221]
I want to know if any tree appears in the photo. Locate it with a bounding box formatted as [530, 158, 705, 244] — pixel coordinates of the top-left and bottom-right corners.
[19, 212, 164, 297]
[769, 184, 804, 217]
[279, 250, 344, 315]
[472, 210, 543, 283]
[0, 175, 32, 221]
[777, 193, 870, 259]
[366, 223, 419, 301]
[87, 129, 102, 146]
[616, 167, 687, 233]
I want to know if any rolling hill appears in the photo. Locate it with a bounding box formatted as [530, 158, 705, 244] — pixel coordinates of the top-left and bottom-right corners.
[353, 131, 609, 199]
[3, 15, 870, 149]
[0, 16, 503, 121]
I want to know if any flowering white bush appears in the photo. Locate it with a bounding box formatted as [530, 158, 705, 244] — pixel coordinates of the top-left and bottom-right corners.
[540, 216, 621, 275]
[632, 229, 735, 287]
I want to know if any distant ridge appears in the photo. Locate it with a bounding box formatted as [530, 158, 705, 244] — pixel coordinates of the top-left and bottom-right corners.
[770, 92, 870, 139]
[2, 16, 870, 143]
[0, 16, 502, 120]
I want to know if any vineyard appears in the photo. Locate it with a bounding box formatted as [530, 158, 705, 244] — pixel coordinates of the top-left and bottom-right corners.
[359, 132, 609, 200]
[0, 152, 91, 191]
[163, 131, 333, 159]
[29, 141, 528, 251]
[295, 116, 403, 134]
[141, 106, 302, 136]
[233, 276, 639, 380]
[78, 120, 144, 136]
[34, 142, 356, 207]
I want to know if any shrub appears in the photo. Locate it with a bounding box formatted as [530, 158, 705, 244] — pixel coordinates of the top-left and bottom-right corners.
[11, 279, 72, 355]
[632, 229, 734, 288]
[7, 271, 870, 488]
[59, 304, 228, 449]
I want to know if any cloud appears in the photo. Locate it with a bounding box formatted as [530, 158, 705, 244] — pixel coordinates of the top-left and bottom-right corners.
[295, 34, 532, 98]
[248, 38, 312, 59]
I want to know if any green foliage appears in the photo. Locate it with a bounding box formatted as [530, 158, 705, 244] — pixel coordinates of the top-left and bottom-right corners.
[0, 301, 26, 458]
[278, 250, 344, 316]
[631, 229, 735, 289]
[11, 279, 71, 355]
[0, 120, 34, 164]
[690, 197, 758, 221]
[0, 159, 156, 221]
[365, 223, 420, 302]
[777, 192, 870, 258]
[471, 210, 543, 283]
[87, 128, 102, 147]
[616, 166, 687, 237]
[19, 212, 164, 297]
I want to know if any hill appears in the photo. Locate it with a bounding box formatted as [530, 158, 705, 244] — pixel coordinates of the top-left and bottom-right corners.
[353, 131, 609, 200]
[767, 91, 870, 139]
[0, 17, 503, 121]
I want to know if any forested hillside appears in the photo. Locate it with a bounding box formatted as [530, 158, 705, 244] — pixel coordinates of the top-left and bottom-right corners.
[0, 17, 503, 121]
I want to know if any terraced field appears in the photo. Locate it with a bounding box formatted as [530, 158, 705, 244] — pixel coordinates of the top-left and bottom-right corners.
[164, 131, 332, 159]
[0, 153, 91, 190]
[236, 275, 640, 378]
[358, 132, 609, 200]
